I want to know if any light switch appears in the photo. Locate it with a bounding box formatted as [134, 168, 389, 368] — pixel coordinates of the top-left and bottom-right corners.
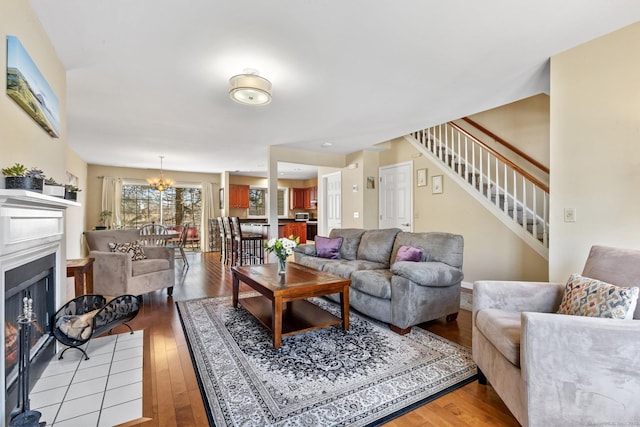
[353, 212, 359, 218]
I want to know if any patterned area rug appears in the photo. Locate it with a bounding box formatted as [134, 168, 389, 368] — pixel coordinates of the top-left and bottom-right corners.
[177, 294, 477, 427]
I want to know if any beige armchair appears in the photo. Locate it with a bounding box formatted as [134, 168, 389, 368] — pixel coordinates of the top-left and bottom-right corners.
[473, 245, 640, 427]
[84, 229, 175, 297]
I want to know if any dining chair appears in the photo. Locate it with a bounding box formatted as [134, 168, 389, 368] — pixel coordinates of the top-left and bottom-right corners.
[139, 223, 168, 246]
[216, 217, 227, 263]
[166, 223, 190, 268]
[221, 217, 235, 265]
[230, 216, 264, 266]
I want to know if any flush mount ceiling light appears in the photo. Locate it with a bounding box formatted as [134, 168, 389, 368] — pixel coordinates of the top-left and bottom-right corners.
[147, 155, 175, 192]
[229, 70, 272, 106]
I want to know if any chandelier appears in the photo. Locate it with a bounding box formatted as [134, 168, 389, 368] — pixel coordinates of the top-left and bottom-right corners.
[147, 156, 174, 191]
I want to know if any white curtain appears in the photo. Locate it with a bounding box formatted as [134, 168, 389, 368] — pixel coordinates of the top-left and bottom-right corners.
[200, 182, 217, 251]
[101, 176, 122, 228]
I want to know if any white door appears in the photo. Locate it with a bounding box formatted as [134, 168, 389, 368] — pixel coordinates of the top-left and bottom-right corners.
[379, 162, 412, 231]
[323, 172, 341, 234]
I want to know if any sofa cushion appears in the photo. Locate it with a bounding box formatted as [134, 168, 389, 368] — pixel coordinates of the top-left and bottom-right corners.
[357, 228, 401, 265]
[396, 245, 423, 262]
[391, 232, 463, 269]
[85, 229, 142, 252]
[297, 256, 337, 271]
[323, 259, 388, 279]
[351, 270, 393, 299]
[109, 241, 147, 261]
[329, 228, 366, 261]
[315, 236, 343, 259]
[476, 308, 521, 367]
[557, 273, 639, 320]
[132, 258, 171, 276]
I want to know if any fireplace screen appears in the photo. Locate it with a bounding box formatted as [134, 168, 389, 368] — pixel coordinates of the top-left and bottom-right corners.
[4, 254, 55, 391]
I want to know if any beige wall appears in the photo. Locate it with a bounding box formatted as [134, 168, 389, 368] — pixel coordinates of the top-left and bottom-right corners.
[0, 1, 89, 260]
[379, 138, 548, 283]
[466, 94, 550, 165]
[550, 22, 640, 282]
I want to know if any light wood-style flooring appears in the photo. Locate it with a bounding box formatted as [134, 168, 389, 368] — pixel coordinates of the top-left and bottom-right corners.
[114, 252, 518, 427]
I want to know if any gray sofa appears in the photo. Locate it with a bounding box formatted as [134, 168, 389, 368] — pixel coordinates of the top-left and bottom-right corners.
[294, 228, 464, 333]
[473, 245, 640, 427]
[84, 229, 175, 297]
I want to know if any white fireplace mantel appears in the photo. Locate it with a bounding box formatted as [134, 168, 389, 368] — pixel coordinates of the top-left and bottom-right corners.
[0, 189, 78, 423]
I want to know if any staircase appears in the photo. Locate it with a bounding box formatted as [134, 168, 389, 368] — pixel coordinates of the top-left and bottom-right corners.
[407, 121, 549, 259]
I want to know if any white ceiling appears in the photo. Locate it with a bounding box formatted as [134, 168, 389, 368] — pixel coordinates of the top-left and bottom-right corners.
[29, 0, 640, 179]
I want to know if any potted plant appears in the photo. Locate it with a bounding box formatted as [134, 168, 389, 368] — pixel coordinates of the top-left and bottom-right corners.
[64, 184, 81, 201]
[25, 167, 46, 192]
[2, 163, 30, 189]
[43, 178, 65, 197]
[96, 210, 112, 230]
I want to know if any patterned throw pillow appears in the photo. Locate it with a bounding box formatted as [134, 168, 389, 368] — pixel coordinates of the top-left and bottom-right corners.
[108, 241, 147, 261]
[557, 273, 639, 320]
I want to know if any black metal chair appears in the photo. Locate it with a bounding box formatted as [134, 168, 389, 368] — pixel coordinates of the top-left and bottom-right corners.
[51, 294, 140, 360]
[230, 216, 264, 265]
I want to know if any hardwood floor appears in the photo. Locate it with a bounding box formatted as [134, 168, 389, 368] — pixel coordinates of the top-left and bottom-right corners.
[115, 252, 519, 427]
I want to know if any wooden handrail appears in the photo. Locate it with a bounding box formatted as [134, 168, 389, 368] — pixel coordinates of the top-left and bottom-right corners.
[460, 117, 550, 175]
[446, 122, 550, 193]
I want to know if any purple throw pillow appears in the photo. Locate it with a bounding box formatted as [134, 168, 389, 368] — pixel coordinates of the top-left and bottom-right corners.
[396, 245, 423, 262]
[315, 236, 343, 259]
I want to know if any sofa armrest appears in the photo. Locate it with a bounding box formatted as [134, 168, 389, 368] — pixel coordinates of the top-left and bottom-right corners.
[294, 244, 317, 257]
[390, 261, 463, 287]
[473, 281, 563, 315]
[522, 312, 640, 426]
[142, 246, 175, 265]
[89, 250, 132, 272]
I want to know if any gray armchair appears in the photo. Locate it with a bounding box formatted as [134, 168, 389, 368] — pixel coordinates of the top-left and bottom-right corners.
[84, 229, 175, 297]
[473, 245, 640, 427]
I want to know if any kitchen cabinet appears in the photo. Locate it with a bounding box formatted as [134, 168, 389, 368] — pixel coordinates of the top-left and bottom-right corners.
[229, 184, 249, 208]
[304, 186, 317, 209]
[278, 222, 307, 243]
[290, 188, 306, 209]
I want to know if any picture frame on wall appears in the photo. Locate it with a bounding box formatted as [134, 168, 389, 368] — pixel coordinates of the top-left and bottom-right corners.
[366, 176, 375, 189]
[432, 175, 443, 194]
[417, 168, 427, 187]
[219, 188, 224, 209]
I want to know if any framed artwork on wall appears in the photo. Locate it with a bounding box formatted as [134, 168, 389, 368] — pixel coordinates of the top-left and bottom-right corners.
[6, 36, 60, 138]
[432, 175, 443, 194]
[219, 188, 224, 209]
[417, 168, 427, 187]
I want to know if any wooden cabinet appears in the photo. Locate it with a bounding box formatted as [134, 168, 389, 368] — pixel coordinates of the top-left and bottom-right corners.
[290, 188, 305, 209]
[229, 184, 249, 208]
[291, 186, 318, 210]
[278, 222, 307, 243]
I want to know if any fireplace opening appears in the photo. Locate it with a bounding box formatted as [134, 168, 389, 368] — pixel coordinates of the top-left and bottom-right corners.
[5, 253, 56, 423]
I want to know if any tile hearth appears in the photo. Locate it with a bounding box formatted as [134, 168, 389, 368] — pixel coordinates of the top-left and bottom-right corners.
[28, 331, 143, 427]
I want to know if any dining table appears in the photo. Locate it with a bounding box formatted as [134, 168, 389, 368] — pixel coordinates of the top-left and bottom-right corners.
[139, 230, 180, 246]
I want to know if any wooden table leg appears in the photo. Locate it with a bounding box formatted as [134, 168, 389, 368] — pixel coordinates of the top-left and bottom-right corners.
[73, 270, 85, 297]
[272, 296, 283, 348]
[85, 263, 94, 294]
[340, 285, 350, 330]
[232, 273, 240, 308]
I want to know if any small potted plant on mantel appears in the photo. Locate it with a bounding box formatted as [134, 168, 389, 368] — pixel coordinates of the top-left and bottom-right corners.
[64, 184, 81, 201]
[43, 178, 66, 197]
[1, 163, 47, 192]
[96, 210, 112, 230]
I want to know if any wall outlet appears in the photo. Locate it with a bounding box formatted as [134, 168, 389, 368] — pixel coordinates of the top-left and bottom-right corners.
[564, 207, 576, 222]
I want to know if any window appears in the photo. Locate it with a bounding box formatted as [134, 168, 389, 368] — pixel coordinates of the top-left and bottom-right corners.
[248, 187, 287, 217]
[121, 184, 202, 228]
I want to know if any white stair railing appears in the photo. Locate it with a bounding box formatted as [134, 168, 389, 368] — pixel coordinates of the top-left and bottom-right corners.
[411, 122, 549, 249]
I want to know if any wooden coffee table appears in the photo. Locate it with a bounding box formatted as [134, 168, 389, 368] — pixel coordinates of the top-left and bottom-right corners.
[231, 262, 351, 348]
